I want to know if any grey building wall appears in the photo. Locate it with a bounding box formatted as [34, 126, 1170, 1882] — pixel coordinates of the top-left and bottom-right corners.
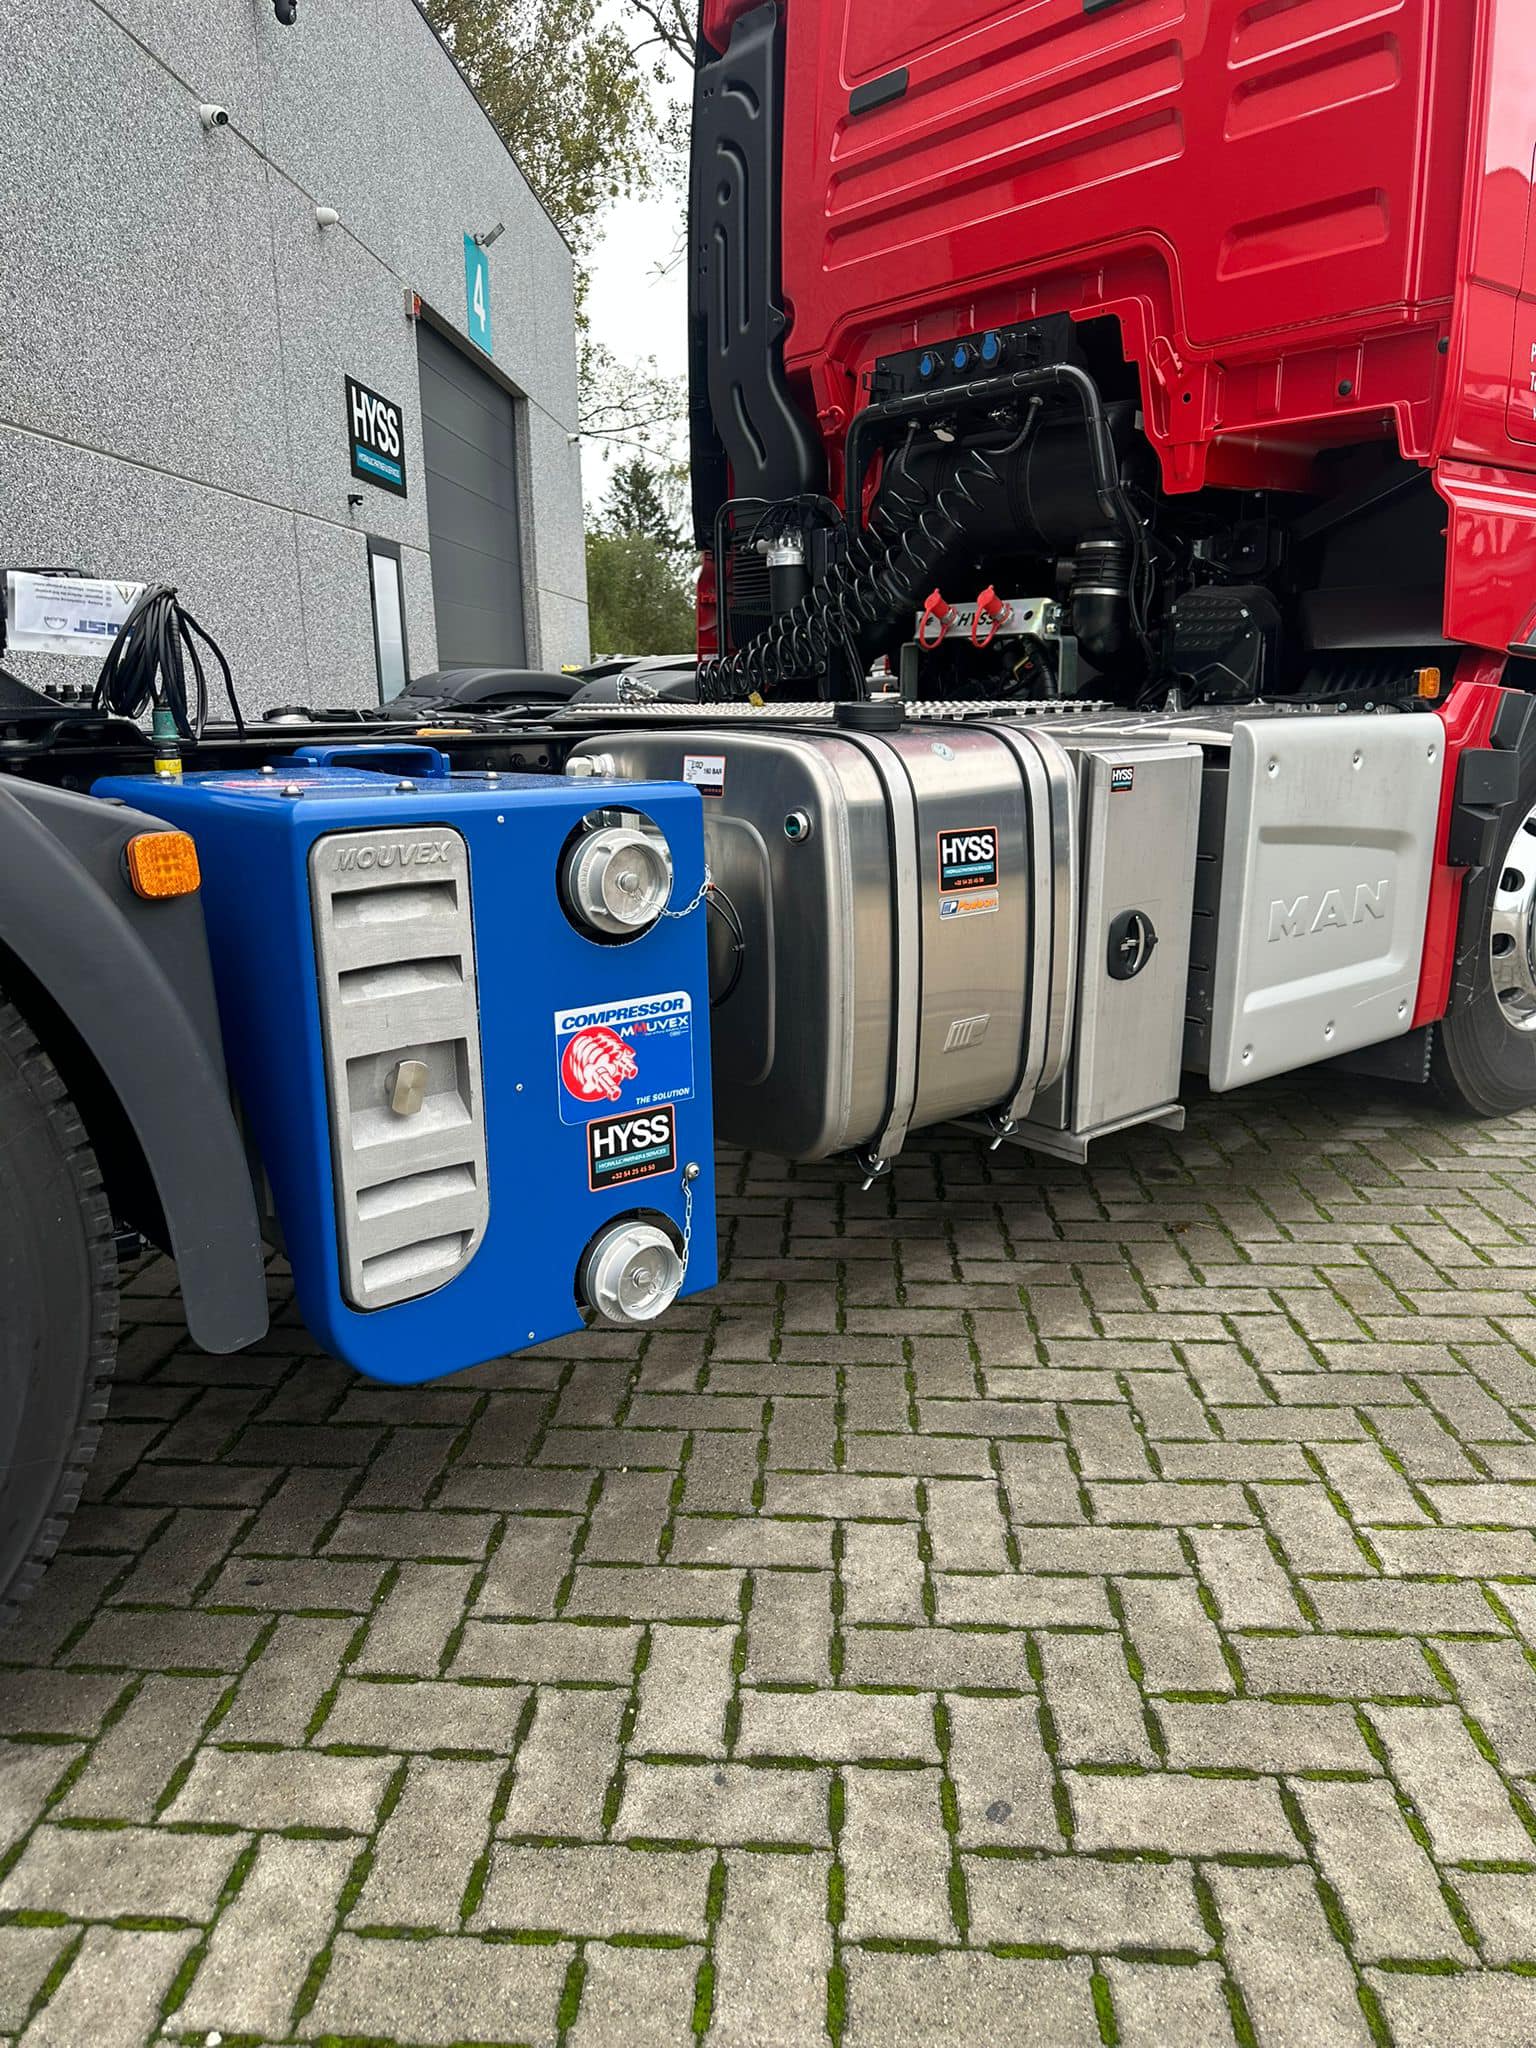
[0, 0, 588, 710]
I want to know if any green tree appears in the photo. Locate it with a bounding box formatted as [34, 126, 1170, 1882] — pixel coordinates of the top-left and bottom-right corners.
[625, 0, 695, 67]
[585, 533, 696, 656]
[601, 454, 687, 553]
[585, 453, 695, 654]
[422, 0, 660, 248]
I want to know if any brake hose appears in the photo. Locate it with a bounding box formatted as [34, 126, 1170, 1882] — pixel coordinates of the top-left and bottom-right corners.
[698, 407, 1042, 702]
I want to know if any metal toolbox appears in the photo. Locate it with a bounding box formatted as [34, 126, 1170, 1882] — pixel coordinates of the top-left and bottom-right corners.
[1004, 734, 1202, 1158]
[568, 717, 1078, 1164]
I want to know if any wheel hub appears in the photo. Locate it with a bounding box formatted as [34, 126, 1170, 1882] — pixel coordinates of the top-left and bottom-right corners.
[1489, 803, 1536, 1031]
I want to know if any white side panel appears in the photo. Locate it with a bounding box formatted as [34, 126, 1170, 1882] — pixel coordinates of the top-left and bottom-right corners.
[1210, 716, 1441, 1090]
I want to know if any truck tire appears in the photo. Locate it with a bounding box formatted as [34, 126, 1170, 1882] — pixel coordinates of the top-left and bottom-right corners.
[0, 994, 117, 1625]
[1433, 716, 1536, 1117]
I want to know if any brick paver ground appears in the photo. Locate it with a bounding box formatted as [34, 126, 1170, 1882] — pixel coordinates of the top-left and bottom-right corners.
[7, 1079, 1536, 2045]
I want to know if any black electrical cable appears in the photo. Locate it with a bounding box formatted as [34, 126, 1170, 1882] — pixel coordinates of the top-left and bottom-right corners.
[712, 493, 847, 688]
[94, 585, 245, 741]
[707, 882, 746, 1009]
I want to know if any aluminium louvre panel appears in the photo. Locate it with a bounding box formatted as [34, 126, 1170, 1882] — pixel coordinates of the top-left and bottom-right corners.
[309, 824, 489, 1310]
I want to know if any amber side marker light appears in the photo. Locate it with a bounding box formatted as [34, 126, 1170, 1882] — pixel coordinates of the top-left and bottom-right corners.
[1416, 666, 1443, 700]
[125, 831, 201, 900]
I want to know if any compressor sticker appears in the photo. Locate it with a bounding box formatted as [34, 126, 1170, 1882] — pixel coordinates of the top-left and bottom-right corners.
[587, 1105, 678, 1191]
[937, 825, 1000, 917]
[683, 753, 726, 797]
[555, 991, 696, 1127]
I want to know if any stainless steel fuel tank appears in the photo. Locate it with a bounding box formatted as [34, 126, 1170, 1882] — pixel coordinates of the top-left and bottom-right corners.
[567, 717, 1078, 1161]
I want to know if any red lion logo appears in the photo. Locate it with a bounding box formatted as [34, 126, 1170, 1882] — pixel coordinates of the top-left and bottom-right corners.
[561, 1027, 639, 1104]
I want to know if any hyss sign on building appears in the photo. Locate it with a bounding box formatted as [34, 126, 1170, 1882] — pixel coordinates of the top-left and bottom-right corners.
[345, 376, 406, 497]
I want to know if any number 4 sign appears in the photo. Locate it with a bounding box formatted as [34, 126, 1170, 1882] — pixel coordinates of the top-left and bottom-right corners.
[463, 233, 493, 358]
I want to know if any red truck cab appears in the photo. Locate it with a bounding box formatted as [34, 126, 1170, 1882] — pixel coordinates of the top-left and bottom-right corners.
[686, 0, 1536, 1118]
[697, 0, 1536, 654]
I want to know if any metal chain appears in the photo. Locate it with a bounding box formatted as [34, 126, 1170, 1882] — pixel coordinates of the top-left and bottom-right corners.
[661, 863, 712, 921]
[679, 1163, 700, 1284]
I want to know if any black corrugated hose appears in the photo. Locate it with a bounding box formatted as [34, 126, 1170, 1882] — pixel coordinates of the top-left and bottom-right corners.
[697, 408, 1041, 703]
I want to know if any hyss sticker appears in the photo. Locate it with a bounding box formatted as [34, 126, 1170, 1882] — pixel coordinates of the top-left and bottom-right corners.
[1110, 764, 1135, 793]
[937, 825, 1000, 919]
[587, 1105, 677, 1192]
[554, 991, 696, 1127]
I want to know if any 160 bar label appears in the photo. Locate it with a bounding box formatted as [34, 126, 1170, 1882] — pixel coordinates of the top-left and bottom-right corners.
[587, 1105, 677, 1191]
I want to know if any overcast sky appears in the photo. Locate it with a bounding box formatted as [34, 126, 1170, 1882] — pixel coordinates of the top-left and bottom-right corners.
[578, 20, 692, 509]
[582, 189, 688, 501]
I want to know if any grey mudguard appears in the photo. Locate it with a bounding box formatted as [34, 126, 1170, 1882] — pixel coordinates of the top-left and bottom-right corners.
[0, 778, 268, 1352]
[1209, 715, 1441, 1090]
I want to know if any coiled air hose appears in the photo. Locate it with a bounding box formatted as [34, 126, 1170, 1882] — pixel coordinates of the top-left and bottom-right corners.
[698, 411, 1039, 704]
[699, 354, 1159, 701]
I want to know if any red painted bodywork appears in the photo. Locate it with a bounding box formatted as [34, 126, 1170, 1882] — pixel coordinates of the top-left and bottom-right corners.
[746, 0, 1536, 657]
[696, 553, 721, 658]
[703, 0, 763, 40]
[1415, 655, 1507, 1028]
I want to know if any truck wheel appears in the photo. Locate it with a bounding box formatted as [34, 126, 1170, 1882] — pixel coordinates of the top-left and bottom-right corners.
[0, 995, 117, 1625]
[1434, 724, 1536, 1118]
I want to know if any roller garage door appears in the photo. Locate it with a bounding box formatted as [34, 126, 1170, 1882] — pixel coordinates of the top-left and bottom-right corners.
[417, 321, 527, 667]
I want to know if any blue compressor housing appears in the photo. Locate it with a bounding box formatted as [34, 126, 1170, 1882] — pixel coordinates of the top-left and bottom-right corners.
[93, 745, 716, 1383]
